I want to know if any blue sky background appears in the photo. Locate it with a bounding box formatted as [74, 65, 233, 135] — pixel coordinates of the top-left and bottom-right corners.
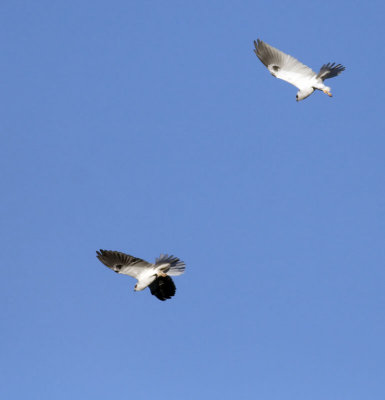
[1, 1, 385, 399]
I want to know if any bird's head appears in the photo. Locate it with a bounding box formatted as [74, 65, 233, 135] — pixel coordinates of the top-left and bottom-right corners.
[134, 283, 145, 291]
[296, 88, 315, 102]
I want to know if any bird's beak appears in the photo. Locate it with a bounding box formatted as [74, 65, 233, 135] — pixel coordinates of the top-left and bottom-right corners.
[323, 90, 332, 97]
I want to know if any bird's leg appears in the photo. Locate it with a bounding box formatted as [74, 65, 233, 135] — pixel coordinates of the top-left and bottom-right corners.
[158, 271, 168, 277]
[323, 89, 332, 97]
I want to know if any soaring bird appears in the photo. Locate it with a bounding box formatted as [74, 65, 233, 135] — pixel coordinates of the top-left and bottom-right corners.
[254, 39, 345, 101]
[96, 249, 185, 301]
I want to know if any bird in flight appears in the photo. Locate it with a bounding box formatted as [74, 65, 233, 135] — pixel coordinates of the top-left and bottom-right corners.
[254, 39, 345, 101]
[96, 249, 185, 301]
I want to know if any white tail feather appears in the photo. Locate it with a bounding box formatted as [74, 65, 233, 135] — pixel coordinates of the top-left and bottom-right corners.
[155, 254, 186, 276]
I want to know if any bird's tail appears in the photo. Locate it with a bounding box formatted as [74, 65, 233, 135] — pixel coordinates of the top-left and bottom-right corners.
[155, 254, 186, 276]
[316, 63, 345, 80]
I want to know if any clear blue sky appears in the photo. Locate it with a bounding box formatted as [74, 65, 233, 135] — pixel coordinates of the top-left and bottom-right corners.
[1, 1, 384, 399]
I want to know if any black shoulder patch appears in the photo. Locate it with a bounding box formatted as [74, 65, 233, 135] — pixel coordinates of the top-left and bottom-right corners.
[272, 65, 280, 71]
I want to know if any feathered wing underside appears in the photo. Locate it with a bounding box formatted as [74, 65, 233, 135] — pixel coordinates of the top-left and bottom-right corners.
[155, 254, 186, 276]
[254, 39, 316, 90]
[96, 249, 152, 279]
[149, 275, 176, 301]
[316, 62, 345, 80]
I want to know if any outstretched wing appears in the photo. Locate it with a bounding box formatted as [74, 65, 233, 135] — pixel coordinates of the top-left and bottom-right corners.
[148, 276, 176, 301]
[254, 39, 316, 90]
[96, 249, 152, 279]
[316, 63, 345, 80]
[155, 254, 186, 276]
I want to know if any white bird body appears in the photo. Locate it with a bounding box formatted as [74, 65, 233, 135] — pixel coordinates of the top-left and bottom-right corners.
[129, 265, 159, 291]
[254, 39, 345, 101]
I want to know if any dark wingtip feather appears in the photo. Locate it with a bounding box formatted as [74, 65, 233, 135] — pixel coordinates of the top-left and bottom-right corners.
[96, 249, 109, 262]
[253, 40, 258, 55]
[149, 276, 176, 301]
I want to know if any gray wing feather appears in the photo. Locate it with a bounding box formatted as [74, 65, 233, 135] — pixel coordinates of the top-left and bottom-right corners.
[254, 39, 288, 68]
[96, 249, 152, 278]
[254, 39, 316, 89]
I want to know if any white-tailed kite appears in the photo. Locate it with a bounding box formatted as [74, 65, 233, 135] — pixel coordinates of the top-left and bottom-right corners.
[254, 39, 345, 101]
[96, 249, 185, 301]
